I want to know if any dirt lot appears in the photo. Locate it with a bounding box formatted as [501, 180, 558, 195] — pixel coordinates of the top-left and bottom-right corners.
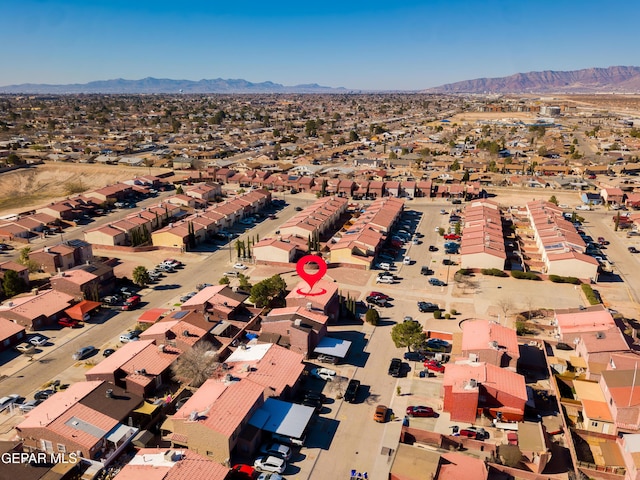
[0, 162, 171, 216]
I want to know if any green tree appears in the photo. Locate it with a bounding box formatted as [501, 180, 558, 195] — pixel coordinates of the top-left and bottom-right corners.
[17, 247, 39, 273]
[462, 170, 470, 182]
[2, 269, 27, 297]
[348, 130, 359, 142]
[238, 273, 252, 290]
[389, 151, 397, 160]
[365, 308, 380, 326]
[450, 159, 461, 171]
[219, 276, 231, 285]
[250, 274, 287, 308]
[132, 266, 150, 287]
[175, 184, 184, 195]
[549, 195, 559, 205]
[391, 321, 427, 351]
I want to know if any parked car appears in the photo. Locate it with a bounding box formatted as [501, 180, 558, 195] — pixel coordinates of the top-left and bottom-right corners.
[33, 389, 56, 401]
[255, 473, 284, 480]
[18, 399, 43, 413]
[231, 464, 256, 477]
[388, 358, 402, 377]
[254, 456, 286, 474]
[402, 256, 411, 265]
[367, 296, 390, 306]
[259, 443, 292, 461]
[120, 331, 140, 343]
[163, 259, 183, 268]
[310, 367, 336, 381]
[15, 342, 36, 354]
[420, 266, 432, 275]
[0, 394, 22, 412]
[369, 291, 390, 300]
[72, 346, 97, 360]
[428, 245, 438, 252]
[458, 427, 489, 439]
[29, 335, 48, 347]
[233, 263, 248, 270]
[418, 301, 439, 312]
[377, 262, 391, 271]
[344, 379, 361, 403]
[103, 348, 116, 357]
[404, 351, 424, 362]
[375, 276, 394, 284]
[428, 278, 446, 287]
[629, 246, 638, 253]
[426, 338, 450, 348]
[444, 234, 461, 240]
[373, 404, 389, 423]
[271, 432, 305, 447]
[424, 360, 445, 373]
[58, 317, 81, 328]
[122, 295, 141, 311]
[179, 292, 197, 303]
[406, 405, 437, 417]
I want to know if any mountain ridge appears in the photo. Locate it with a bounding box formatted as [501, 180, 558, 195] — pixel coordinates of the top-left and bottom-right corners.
[424, 66, 640, 94]
[0, 77, 353, 94]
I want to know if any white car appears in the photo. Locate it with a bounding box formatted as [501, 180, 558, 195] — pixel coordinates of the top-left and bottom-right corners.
[254, 456, 286, 474]
[259, 442, 292, 460]
[233, 263, 248, 270]
[256, 473, 284, 480]
[376, 276, 394, 284]
[377, 262, 391, 270]
[29, 336, 48, 347]
[310, 367, 336, 381]
[0, 394, 21, 413]
[576, 205, 591, 211]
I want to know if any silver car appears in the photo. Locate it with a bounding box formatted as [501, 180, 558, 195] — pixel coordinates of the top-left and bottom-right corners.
[72, 346, 96, 360]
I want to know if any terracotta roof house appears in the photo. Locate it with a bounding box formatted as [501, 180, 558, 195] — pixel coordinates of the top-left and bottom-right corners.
[572, 379, 615, 435]
[261, 306, 329, 358]
[16, 381, 143, 465]
[443, 360, 528, 423]
[460, 319, 519, 369]
[50, 262, 115, 301]
[554, 305, 616, 341]
[30, 240, 93, 274]
[84, 224, 128, 246]
[600, 187, 625, 205]
[113, 448, 229, 480]
[224, 343, 305, 398]
[0, 260, 30, 288]
[36, 201, 75, 221]
[253, 236, 304, 264]
[85, 339, 182, 397]
[139, 318, 210, 353]
[286, 279, 339, 323]
[600, 369, 640, 433]
[574, 327, 631, 381]
[0, 317, 26, 353]
[163, 378, 266, 464]
[0, 289, 74, 330]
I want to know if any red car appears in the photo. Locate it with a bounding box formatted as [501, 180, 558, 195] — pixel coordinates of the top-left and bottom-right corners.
[443, 234, 461, 240]
[231, 464, 255, 478]
[424, 360, 445, 373]
[406, 405, 437, 417]
[369, 291, 390, 300]
[58, 317, 81, 328]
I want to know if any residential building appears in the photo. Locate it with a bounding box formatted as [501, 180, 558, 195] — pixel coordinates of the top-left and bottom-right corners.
[0, 289, 74, 330]
[113, 448, 229, 480]
[460, 319, 519, 369]
[261, 306, 329, 358]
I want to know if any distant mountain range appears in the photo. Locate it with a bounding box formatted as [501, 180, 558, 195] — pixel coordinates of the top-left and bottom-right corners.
[3, 66, 640, 94]
[0, 77, 352, 94]
[424, 66, 640, 94]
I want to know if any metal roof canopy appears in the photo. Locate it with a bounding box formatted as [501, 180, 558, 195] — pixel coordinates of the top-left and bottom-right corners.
[248, 398, 314, 439]
[313, 336, 352, 359]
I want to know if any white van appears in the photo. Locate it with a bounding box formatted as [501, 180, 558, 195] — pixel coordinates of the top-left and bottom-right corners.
[378, 262, 391, 271]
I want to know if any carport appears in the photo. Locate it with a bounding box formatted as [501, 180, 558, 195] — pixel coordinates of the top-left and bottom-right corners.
[65, 300, 101, 321]
[249, 398, 314, 439]
[313, 336, 352, 363]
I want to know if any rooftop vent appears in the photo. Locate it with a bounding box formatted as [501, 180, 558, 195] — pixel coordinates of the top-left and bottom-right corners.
[595, 331, 605, 339]
[106, 389, 113, 398]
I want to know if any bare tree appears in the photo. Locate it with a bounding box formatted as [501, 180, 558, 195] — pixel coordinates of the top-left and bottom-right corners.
[496, 298, 514, 324]
[171, 341, 220, 387]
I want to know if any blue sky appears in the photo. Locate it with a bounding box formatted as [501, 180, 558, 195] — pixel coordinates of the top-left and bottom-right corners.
[2, 0, 639, 90]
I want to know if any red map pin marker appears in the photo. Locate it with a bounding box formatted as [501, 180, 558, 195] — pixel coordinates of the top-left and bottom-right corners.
[296, 255, 328, 296]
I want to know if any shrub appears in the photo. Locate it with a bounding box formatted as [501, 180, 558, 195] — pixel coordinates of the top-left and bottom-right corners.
[456, 268, 472, 276]
[581, 284, 601, 305]
[515, 321, 531, 336]
[450, 308, 457, 315]
[511, 270, 540, 281]
[365, 308, 380, 326]
[549, 275, 580, 284]
[481, 268, 508, 277]
[444, 313, 451, 319]
[433, 310, 442, 319]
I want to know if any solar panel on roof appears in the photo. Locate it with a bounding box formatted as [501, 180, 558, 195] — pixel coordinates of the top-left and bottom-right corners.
[171, 310, 189, 319]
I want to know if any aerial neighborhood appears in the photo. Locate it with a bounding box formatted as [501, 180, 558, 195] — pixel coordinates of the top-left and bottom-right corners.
[2, 92, 640, 480]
